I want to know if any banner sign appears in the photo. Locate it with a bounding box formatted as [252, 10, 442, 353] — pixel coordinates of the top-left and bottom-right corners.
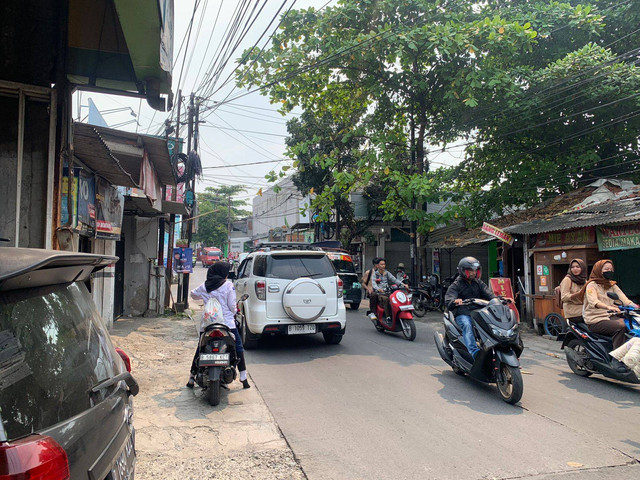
[489, 277, 520, 322]
[535, 227, 595, 248]
[95, 178, 124, 240]
[172, 248, 193, 273]
[597, 225, 640, 251]
[482, 222, 514, 245]
[61, 167, 78, 227]
[76, 170, 95, 236]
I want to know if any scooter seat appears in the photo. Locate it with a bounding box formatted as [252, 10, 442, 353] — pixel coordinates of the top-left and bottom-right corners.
[574, 322, 613, 342]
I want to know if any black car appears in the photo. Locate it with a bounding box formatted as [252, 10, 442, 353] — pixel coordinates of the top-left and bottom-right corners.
[327, 251, 362, 310]
[0, 248, 138, 480]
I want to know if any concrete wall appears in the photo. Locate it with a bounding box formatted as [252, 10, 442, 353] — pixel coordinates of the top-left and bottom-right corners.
[122, 215, 159, 316]
[92, 239, 116, 329]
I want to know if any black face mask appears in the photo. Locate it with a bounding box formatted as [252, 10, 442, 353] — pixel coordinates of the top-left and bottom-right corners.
[602, 271, 615, 280]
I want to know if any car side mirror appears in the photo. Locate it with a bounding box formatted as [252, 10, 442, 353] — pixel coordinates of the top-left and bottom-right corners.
[607, 292, 619, 301]
[228, 271, 236, 281]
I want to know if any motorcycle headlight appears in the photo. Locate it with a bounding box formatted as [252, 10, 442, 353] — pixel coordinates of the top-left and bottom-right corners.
[490, 325, 518, 339]
[396, 291, 407, 303]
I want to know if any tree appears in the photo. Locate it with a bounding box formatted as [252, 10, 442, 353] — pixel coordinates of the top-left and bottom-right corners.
[193, 185, 250, 247]
[237, 0, 605, 233]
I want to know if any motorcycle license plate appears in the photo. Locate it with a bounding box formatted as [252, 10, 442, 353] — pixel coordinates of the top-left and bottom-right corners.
[110, 432, 135, 480]
[199, 353, 230, 366]
[288, 324, 316, 335]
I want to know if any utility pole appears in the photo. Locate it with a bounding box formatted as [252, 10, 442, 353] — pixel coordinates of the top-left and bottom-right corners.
[409, 111, 418, 287]
[178, 93, 195, 308]
[182, 93, 197, 308]
[165, 89, 181, 308]
[227, 195, 232, 257]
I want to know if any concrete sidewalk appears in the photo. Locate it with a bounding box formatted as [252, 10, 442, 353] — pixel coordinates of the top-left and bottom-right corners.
[110, 311, 305, 480]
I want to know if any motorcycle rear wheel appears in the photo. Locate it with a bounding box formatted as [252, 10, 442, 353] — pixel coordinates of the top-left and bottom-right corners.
[400, 319, 417, 341]
[566, 338, 593, 377]
[496, 364, 523, 405]
[207, 379, 221, 406]
[412, 294, 426, 317]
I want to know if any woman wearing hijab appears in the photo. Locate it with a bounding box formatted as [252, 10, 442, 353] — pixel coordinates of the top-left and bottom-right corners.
[582, 259, 637, 349]
[559, 259, 588, 323]
[187, 261, 250, 389]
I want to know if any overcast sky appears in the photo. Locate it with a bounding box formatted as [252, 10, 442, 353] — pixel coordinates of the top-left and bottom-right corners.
[74, 0, 463, 207]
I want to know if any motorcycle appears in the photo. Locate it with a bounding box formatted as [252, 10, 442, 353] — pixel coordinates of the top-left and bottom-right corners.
[558, 292, 640, 385]
[434, 298, 524, 404]
[411, 274, 443, 317]
[194, 323, 240, 406]
[367, 284, 417, 341]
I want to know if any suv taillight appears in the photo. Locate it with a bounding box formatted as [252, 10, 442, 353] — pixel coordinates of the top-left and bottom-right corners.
[255, 281, 266, 300]
[337, 278, 344, 298]
[0, 435, 70, 480]
[116, 347, 132, 373]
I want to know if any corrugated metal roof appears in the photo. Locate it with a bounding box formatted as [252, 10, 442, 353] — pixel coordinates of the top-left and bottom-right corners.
[505, 197, 640, 234]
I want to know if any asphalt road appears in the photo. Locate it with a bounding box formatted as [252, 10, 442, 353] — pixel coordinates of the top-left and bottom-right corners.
[245, 308, 640, 480]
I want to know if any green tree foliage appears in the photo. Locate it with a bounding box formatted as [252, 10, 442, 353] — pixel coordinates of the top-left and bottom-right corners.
[237, 0, 638, 229]
[193, 185, 250, 247]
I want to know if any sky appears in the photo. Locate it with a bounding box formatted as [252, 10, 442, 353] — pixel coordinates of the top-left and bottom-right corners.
[73, 0, 463, 208]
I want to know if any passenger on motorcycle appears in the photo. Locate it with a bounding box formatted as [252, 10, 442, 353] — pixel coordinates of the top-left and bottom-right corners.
[371, 258, 406, 324]
[581, 259, 638, 350]
[558, 258, 587, 323]
[188, 261, 250, 389]
[444, 257, 496, 360]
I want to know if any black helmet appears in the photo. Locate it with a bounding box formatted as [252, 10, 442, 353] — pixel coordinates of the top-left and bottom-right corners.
[458, 256, 482, 280]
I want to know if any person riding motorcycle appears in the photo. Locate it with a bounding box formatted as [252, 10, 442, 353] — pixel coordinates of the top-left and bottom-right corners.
[444, 257, 496, 360]
[371, 258, 406, 324]
[396, 263, 410, 285]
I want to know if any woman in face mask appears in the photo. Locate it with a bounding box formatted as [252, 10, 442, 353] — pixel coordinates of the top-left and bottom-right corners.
[581, 259, 638, 349]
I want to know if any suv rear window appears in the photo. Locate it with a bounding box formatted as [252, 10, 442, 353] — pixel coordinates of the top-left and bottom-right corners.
[0, 283, 119, 440]
[329, 258, 356, 274]
[267, 255, 336, 280]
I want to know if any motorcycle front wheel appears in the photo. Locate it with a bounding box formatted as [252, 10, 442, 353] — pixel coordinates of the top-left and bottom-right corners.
[207, 379, 221, 406]
[412, 294, 426, 317]
[400, 318, 417, 341]
[496, 364, 523, 405]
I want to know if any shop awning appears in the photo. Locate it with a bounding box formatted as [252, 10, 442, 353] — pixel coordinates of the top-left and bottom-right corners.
[162, 200, 188, 216]
[73, 122, 175, 188]
[66, 0, 172, 110]
[506, 197, 640, 235]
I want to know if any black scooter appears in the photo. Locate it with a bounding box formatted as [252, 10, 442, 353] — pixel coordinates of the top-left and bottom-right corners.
[434, 298, 524, 404]
[194, 323, 240, 406]
[558, 292, 640, 384]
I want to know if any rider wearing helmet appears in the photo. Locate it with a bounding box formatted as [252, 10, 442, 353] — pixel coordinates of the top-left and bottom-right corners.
[444, 257, 495, 360]
[396, 262, 409, 284]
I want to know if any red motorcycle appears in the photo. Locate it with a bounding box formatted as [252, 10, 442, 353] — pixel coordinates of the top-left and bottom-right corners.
[367, 284, 417, 341]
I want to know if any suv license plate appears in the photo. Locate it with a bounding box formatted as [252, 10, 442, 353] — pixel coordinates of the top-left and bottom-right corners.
[111, 433, 135, 480]
[199, 353, 230, 366]
[288, 324, 316, 335]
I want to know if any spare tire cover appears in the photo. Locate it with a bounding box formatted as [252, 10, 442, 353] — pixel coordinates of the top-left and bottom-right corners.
[282, 278, 327, 322]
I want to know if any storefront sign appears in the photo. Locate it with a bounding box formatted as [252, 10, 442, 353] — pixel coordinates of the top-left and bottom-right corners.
[597, 225, 640, 251]
[172, 248, 193, 273]
[95, 178, 124, 240]
[481, 223, 514, 245]
[489, 278, 520, 322]
[535, 227, 595, 248]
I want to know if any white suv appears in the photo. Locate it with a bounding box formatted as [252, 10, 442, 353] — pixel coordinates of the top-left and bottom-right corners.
[234, 243, 347, 348]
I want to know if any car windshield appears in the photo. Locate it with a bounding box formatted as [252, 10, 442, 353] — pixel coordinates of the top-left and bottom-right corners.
[0, 283, 119, 440]
[208, 252, 219, 256]
[267, 255, 336, 280]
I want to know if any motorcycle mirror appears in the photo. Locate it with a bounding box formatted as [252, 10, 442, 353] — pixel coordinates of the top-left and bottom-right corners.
[607, 292, 620, 301]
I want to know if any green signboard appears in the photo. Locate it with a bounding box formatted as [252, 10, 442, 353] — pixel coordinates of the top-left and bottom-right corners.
[597, 225, 640, 251]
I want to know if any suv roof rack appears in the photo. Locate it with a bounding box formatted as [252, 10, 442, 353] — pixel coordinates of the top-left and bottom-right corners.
[251, 242, 322, 252]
